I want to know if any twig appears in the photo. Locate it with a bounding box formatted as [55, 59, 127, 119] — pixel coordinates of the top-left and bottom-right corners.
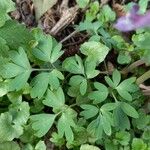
[60, 30, 78, 43]
[122, 59, 145, 74]
[136, 70, 150, 85]
[50, 5, 79, 36]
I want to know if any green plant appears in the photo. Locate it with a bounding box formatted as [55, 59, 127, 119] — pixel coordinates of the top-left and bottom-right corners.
[0, 0, 150, 149]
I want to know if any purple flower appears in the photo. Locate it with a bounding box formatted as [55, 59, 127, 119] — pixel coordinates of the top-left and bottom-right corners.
[114, 4, 150, 32]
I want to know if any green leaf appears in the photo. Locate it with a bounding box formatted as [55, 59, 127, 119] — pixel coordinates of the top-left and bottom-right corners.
[30, 113, 56, 137]
[9, 102, 30, 125]
[30, 72, 50, 99]
[0, 37, 9, 57]
[139, 0, 149, 14]
[57, 108, 76, 143]
[78, 21, 102, 34]
[69, 75, 87, 95]
[0, 141, 20, 150]
[112, 70, 121, 87]
[32, 29, 52, 62]
[116, 77, 136, 101]
[32, 29, 63, 63]
[0, 0, 15, 27]
[0, 112, 23, 142]
[50, 43, 64, 63]
[80, 104, 99, 119]
[115, 131, 130, 146]
[80, 41, 109, 64]
[35, 141, 46, 150]
[49, 69, 64, 90]
[76, 0, 90, 8]
[0, 80, 9, 97]
[85, 1, 99, 22]
[87, 116, 103, 139]
[101, 103, 117, 111]
[98, 5, 116, 23]
[113, 106, 130, 130]
[88, 82, 108, 103]
[133, 110, 150, 129]
[117, 52, 131, 65]
[1, 48, 31, 91]
[62, 55, 85, 75]
[101, 115, 111, 136]
[105, 76, 115, 88]
[43, 87, 65, 109]
[84, 60, 100, 79]
[132, 138, 148, 150]
[105, 139, 118, 150]
[121, 102, 139, 118]
[79, 78, 87, 95]
[0, 20, 34, 49]
[80, 144, 101, 150]
[33, 0, 58, 21]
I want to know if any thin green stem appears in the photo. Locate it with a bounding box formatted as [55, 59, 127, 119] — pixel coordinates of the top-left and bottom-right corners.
[32, 68, 53, 72]
[112, 91, 118, 103]
[136, 70, 150, 85]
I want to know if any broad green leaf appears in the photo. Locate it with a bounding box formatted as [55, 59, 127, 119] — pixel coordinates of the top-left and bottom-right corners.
[0, 37, 9, 57]
[117, 90, 132, 101]
[50, 43, 64, 63]
[80, 78, 87, 95]
[112, 70, 121, 87]
[121, 102, 139, 118]
[43, 87, 65, 109]
[80, 104, 99, 119]
[116, 77, 136, 101]
[0, 141, 20, 150]
[0, 112, 23, 142]
[69, 75, 87, 95]
[32, 29, 53, 62]
[101, 103, 117, 111]
[84, 60, 100, 79]
[62, 55, 85, 75]
[80, 41, 109, 64]
[0, 0, 15, 27]
[57, 108, 76, 142]
[117, 77, 136, 91]
[139, 0, 149, 14]
[98, 5, 116, 23]
[85, 1, 99, 22]
[87, 116, 103, 139]
[49, 69, 64, 90]
[101, 115, 111, 136]
[9, 102, 30, 125]
[35, 141, 46, 150]
[88, 82, 108, 103]
[133, 110, 150, 129]
[105, 139, 118, 150]
[78, 21, 102, 34]
[115, 131, 130, 146]
[30, 113, 56, 137]
[132, 138, 148, 150]
[80, 144, 101, 150]
[76, 0, 90, 8]
[0, 20, 34, 49]
[142, 128, 150, 140]
[0, 80, 9, 97]
[105, 76, 115, 88]
[117, 52, 131, 65]
[30, 72, 50, 99]
[113, 106, 130, 130]
[33, 0, 58, 21]
[1, 48, 31, 91]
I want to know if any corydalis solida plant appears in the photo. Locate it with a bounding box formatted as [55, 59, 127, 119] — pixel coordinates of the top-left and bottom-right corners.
[114, 4, 150, 32]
